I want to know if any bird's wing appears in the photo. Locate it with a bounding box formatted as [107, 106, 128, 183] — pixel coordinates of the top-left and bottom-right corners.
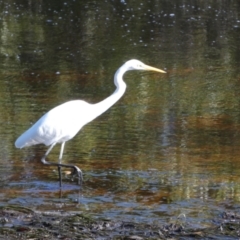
[15, 100, 93, 148]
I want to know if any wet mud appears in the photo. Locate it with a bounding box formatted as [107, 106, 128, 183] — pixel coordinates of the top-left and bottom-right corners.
[0, 205, 239, 239]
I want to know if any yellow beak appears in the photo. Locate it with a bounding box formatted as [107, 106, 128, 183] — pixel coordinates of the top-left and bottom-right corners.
[144, 64, 166, 73]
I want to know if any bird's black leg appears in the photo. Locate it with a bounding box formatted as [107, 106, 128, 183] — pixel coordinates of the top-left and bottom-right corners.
[71, 166, 83, 185]
[58, 143, 65, 188]
[41, 142, 83, 186]
[58, 166, 62, 187]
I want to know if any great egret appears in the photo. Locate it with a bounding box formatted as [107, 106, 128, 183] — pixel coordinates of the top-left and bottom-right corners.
[15, 59, 166, 187]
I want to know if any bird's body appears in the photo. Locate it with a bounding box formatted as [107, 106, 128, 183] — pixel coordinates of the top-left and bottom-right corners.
[15, 59, 166, 186]
[15, 100, 92, 148]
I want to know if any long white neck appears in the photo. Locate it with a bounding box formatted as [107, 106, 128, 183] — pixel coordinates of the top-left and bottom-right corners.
[92, 66, 127, 118]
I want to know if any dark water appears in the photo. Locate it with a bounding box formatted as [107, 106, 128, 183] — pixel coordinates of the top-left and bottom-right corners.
[1, 0, 240, 227]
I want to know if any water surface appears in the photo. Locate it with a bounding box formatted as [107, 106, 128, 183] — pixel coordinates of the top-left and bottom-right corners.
[1, 0, 240, 228]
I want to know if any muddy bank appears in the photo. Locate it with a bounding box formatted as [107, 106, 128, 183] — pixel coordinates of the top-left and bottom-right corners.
[0, 205, 239, 239]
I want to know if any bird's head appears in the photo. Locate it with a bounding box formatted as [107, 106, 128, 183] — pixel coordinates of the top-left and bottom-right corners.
[124, 59, 166, 73]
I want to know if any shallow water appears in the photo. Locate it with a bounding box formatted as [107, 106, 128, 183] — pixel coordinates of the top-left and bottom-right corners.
[1, 0, 240, 229]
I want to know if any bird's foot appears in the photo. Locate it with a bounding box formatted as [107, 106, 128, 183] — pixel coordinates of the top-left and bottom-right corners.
[68, 166, 83, 185]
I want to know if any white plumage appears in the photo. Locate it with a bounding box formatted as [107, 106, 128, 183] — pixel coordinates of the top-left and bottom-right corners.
[15, 59, 166, 186]
[16, 100, 93, 148]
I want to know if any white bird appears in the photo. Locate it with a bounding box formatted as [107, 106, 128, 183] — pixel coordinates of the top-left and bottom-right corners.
[15, 59, 166, 187]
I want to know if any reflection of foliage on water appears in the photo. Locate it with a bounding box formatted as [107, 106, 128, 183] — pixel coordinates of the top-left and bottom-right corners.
[1, 0, 240, 223]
